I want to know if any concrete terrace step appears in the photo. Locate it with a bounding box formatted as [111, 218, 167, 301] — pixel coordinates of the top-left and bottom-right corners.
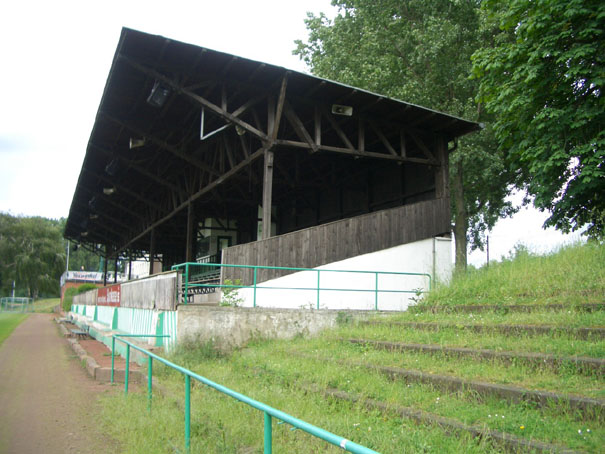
[412, 303, 604, 314]
[318, 387, 582, 454]
[345, 338, 605, 376]
[317, 356, 605, 419]
[362, 321, 605, 340]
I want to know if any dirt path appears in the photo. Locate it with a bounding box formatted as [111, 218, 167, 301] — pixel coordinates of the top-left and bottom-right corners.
[0, 313, 120, 453]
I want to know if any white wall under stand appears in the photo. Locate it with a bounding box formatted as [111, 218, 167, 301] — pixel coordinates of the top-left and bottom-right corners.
[230, 236, 452, 311]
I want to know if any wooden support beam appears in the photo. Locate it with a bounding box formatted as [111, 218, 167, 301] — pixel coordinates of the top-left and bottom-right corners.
[284, 102, 318, 152]
[262, 148, 274, 240]
[90, 143, 183, 194]
[185, 202, 196, 262]
[314, 106, 321, 147]
[408, 130, 437, 162]
[435, 135, 449, 200]
[274, 139, 435, 165]
[271, 74, 288, 142]
[84, 168, 163, 211]
[400, 130, 407, 158]
[358, 117, 365, 152]
[322, 108, 355, 150]
[103, 250, 108, 286]
[149, 228, 156, 276]
[118, 55, 269, 141]
[116, 148, 265, 254]
[369, 120, 398, 156]
[101, 111, 220, 177]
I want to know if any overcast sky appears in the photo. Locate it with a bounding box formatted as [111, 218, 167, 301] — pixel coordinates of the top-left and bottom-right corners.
[0, 0, 581, 266]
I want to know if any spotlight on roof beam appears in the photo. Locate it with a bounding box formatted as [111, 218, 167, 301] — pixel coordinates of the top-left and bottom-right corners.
[89, 214, 99, 220]
[331, 104, 353, 116]
[81, 231, 89, 237]
[105, 159, 120, 176]
[129, 137, 146, 149]
[103, 186, 116, 195]
[235, 125, 246, 136]
[147, 80, 171, 107]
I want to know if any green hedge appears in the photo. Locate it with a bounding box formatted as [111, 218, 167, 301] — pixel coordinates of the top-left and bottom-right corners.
[62, 283, 99, 313]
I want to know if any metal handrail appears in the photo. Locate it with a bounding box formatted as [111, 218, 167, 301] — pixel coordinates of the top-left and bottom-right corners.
[112, 334, 380, 454]
[172, 262, 431, 308]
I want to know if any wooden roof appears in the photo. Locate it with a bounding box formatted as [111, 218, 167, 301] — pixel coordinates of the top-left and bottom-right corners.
[65, 27, 479, 259]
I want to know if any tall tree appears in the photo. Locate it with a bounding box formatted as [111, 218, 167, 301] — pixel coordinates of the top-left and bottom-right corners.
[472, 0, 605, 237]
[0, 213, 65, 298]
[295, 0, 517, 270]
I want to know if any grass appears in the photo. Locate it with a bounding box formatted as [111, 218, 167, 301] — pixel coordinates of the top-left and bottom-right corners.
[422, 242, 604, 306]
[98, 241, 604, 453]
[33, 298, 60, 313]
[0, 313, 28, 347]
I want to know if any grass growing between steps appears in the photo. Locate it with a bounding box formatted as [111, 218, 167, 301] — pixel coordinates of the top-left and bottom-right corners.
[98, 242, 604, 453]
[336, 323, 605, 358]
[99, 355, 500, 454]
[276, 337, 604, 398]
[422, 242, 604, 306]
[381, 308, 605, 327]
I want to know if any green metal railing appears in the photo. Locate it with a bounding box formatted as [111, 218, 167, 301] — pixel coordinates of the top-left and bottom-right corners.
[172, 262, 431, 308]
[112, 334, 380, 454]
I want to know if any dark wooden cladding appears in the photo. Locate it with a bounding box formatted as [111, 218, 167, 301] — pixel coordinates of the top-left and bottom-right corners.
[222, 197, 450, 284]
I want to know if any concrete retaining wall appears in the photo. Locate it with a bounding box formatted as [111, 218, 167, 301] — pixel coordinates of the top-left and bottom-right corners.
[177, 305, 375, 350]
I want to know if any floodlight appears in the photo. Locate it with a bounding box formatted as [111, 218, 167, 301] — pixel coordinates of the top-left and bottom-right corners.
[147, 80, 171, 107]
[331, 104, 353, 116]
[103, 187, 116, 195]
[129, 137, 146, 149]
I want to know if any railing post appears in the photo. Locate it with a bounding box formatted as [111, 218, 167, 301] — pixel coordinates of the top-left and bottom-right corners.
[125, 343, 130, 395]
[375, 272, 379, 311]
[253, 267, 258, 308]
[185, 374, 191, 453]
[264, 412, 272, 454]
[317, 270, 320, 310]
[184, 263, 189, 305]
[148, 356, 153, 412]
[111, 336, 115, 384]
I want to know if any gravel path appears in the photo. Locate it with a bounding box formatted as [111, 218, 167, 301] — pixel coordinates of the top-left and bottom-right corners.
[0, 313, 119, 453]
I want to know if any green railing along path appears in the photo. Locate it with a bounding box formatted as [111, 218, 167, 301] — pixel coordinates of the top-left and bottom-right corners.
[112, 334, 380, 454]
[172, 262, 431, 308]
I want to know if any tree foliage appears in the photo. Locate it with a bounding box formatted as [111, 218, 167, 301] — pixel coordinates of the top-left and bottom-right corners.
[472, 0, 605, 237]
[0, 213, 65, 298]
[295, 0, 518, 269]
[0, 214, 103, 298]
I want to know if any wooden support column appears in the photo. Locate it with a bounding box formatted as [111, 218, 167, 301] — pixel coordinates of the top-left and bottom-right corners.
[185, 202, 196, 262]
[149, 228, 156, 276]
[103, 250, 108, 286]
[128, 256, 132, 281]
[114, 256, 118, 283]
[262, 148, 274, 240]
[435, 136, 449, 200]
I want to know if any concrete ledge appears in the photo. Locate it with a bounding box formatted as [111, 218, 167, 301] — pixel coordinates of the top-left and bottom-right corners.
[60, 321, 142, 384]
[177, 305, 375, 350]
[321, 387, 581, 454]
[348, 360, 604, 417]
[365, 321, 605, 340]
[347, 339, 605, 375]
[414, 303, 604, 313]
